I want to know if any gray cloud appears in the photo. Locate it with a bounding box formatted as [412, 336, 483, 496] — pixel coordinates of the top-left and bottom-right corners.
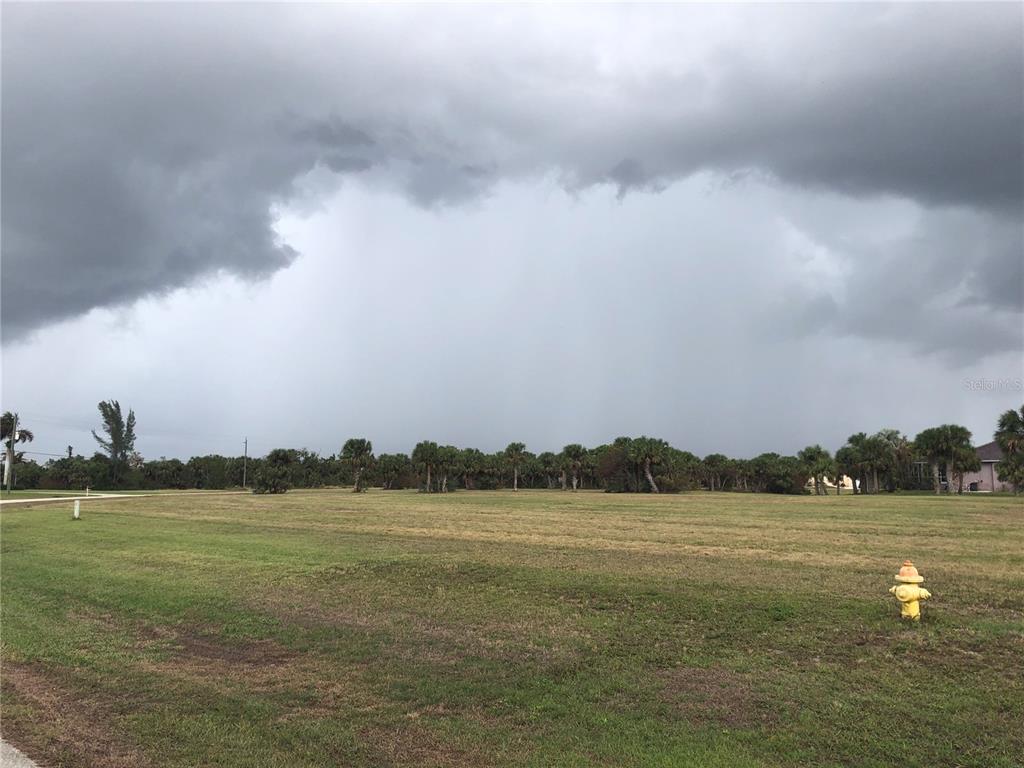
[776, 207, 1023, 363]
[2, 2, 1022, 360]
[4, 177, 1021, 463]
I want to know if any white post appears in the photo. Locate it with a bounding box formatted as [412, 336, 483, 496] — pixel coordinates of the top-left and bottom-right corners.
[85, 486, 90, 497]
[73, 500, 81, 520]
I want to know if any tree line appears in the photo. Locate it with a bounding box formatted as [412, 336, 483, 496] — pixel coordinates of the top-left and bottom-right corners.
[3, 403, 1022, 495]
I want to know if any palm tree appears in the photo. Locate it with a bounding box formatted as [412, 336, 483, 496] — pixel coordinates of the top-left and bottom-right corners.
[844, 433, 872, 493]
[376, 453, 409, 490]
[2, 412, 34, 490]
[914, 424, 974, 494]
[437, 445, 459, 492]
[994, 405, 1024, 492]
[825, 462, 844, 495]
[484, 452, 505, 488]
[943, 425, 975, 495]
[504, 442, 526, 491]
[460, 448, 485, 490]
[1, 412, 34, 445]
[950, 442, 980, 494]
[628, 436, 669, 493]
[861, 435, 893, 494]
[913, 427, 945, 494]
[834, 444, 859, 495]
[92, 400, 136, 486]
[412, 440, 439, 493]
[703, 453, 729, 492]
[875, 428, 913, 490]
[733, 458, 751, 492]
[537, 452, 557, 489]
[995, 406, 1024, 456]
[340, 438, 374, 492]
[561, 444, 588, 492]
[519, 451, 539, 488]
[798, 445, 833, 495]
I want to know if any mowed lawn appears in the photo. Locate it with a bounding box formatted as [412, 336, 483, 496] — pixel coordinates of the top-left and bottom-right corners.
[1, 491, 1022, 768]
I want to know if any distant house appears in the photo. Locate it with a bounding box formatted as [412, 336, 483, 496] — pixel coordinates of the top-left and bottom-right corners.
[962, 441, 1012, 492]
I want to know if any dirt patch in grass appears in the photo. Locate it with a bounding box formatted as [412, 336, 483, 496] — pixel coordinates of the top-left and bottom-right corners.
[138, 626, 304, 696]
[657, 666, 777, 729]
[66, 609, 304, 691]
[173, 630, 294, 666]
[0, 662, 151, 768]
[142, 624, 393, 722]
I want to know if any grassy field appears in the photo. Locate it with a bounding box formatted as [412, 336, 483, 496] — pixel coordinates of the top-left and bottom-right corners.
[1, 490, 1021, 767]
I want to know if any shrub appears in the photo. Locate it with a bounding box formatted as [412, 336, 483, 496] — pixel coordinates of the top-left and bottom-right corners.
[253, 448, 294, 494]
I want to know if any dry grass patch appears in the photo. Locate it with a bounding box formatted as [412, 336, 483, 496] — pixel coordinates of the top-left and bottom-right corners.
[358, 719, 498, 768]
[1, 662, 152, 768]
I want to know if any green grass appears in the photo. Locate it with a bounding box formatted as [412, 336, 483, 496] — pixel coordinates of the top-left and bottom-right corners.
[2, 490, 1022, 767]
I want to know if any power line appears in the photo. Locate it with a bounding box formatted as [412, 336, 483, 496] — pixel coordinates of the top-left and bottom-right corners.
[9, 411, 340, 461]
[11, 413, 93, 429]
[14, 411, 278, 444]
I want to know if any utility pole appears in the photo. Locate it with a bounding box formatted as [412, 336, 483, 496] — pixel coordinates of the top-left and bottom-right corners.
[242, 437, 248, 489]
[67, 445, 73, 459]
[5, 412, 18, 495]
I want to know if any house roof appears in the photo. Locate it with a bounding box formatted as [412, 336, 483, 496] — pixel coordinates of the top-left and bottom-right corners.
[976, 440, 1004, 462]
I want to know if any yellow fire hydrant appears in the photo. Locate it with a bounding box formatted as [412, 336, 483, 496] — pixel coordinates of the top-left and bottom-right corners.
[889, 560, 931, 621]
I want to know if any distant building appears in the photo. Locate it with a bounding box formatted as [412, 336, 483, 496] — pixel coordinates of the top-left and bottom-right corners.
[962, 441, 1012, 492]
[804, 474, 854, 492]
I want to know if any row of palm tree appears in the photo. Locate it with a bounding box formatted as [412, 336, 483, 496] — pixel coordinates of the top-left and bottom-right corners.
[216, 406, 1024, 495]
[796, 429, 956, 495]
[834, 429, 919, 494]
[341, 436, 809, 494]
[10, 406, 1024, 494]
[331, 436, 677, 494]
[404, 440, 610, 493]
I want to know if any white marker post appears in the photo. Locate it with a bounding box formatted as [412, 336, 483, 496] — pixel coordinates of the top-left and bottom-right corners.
[73, 500, 80, 520]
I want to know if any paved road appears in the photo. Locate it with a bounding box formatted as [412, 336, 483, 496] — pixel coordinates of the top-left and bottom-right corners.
[1, 739, 40, 768]
[0, 493, 138, 506]
[0, 490, 249, 507]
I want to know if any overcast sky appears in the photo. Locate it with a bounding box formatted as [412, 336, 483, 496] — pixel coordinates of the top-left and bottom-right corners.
[2, 3, 1022, 462]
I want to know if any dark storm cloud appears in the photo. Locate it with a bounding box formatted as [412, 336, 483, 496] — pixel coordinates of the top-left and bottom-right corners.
[777, 207, 1023, 362]
[2, 3, 1021, 347]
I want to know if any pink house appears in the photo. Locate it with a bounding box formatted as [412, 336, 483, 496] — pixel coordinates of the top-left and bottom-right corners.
[962, 441, 1012, 492]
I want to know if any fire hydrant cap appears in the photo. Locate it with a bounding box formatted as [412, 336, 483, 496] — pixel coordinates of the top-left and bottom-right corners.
[894, 560, 924, 583]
